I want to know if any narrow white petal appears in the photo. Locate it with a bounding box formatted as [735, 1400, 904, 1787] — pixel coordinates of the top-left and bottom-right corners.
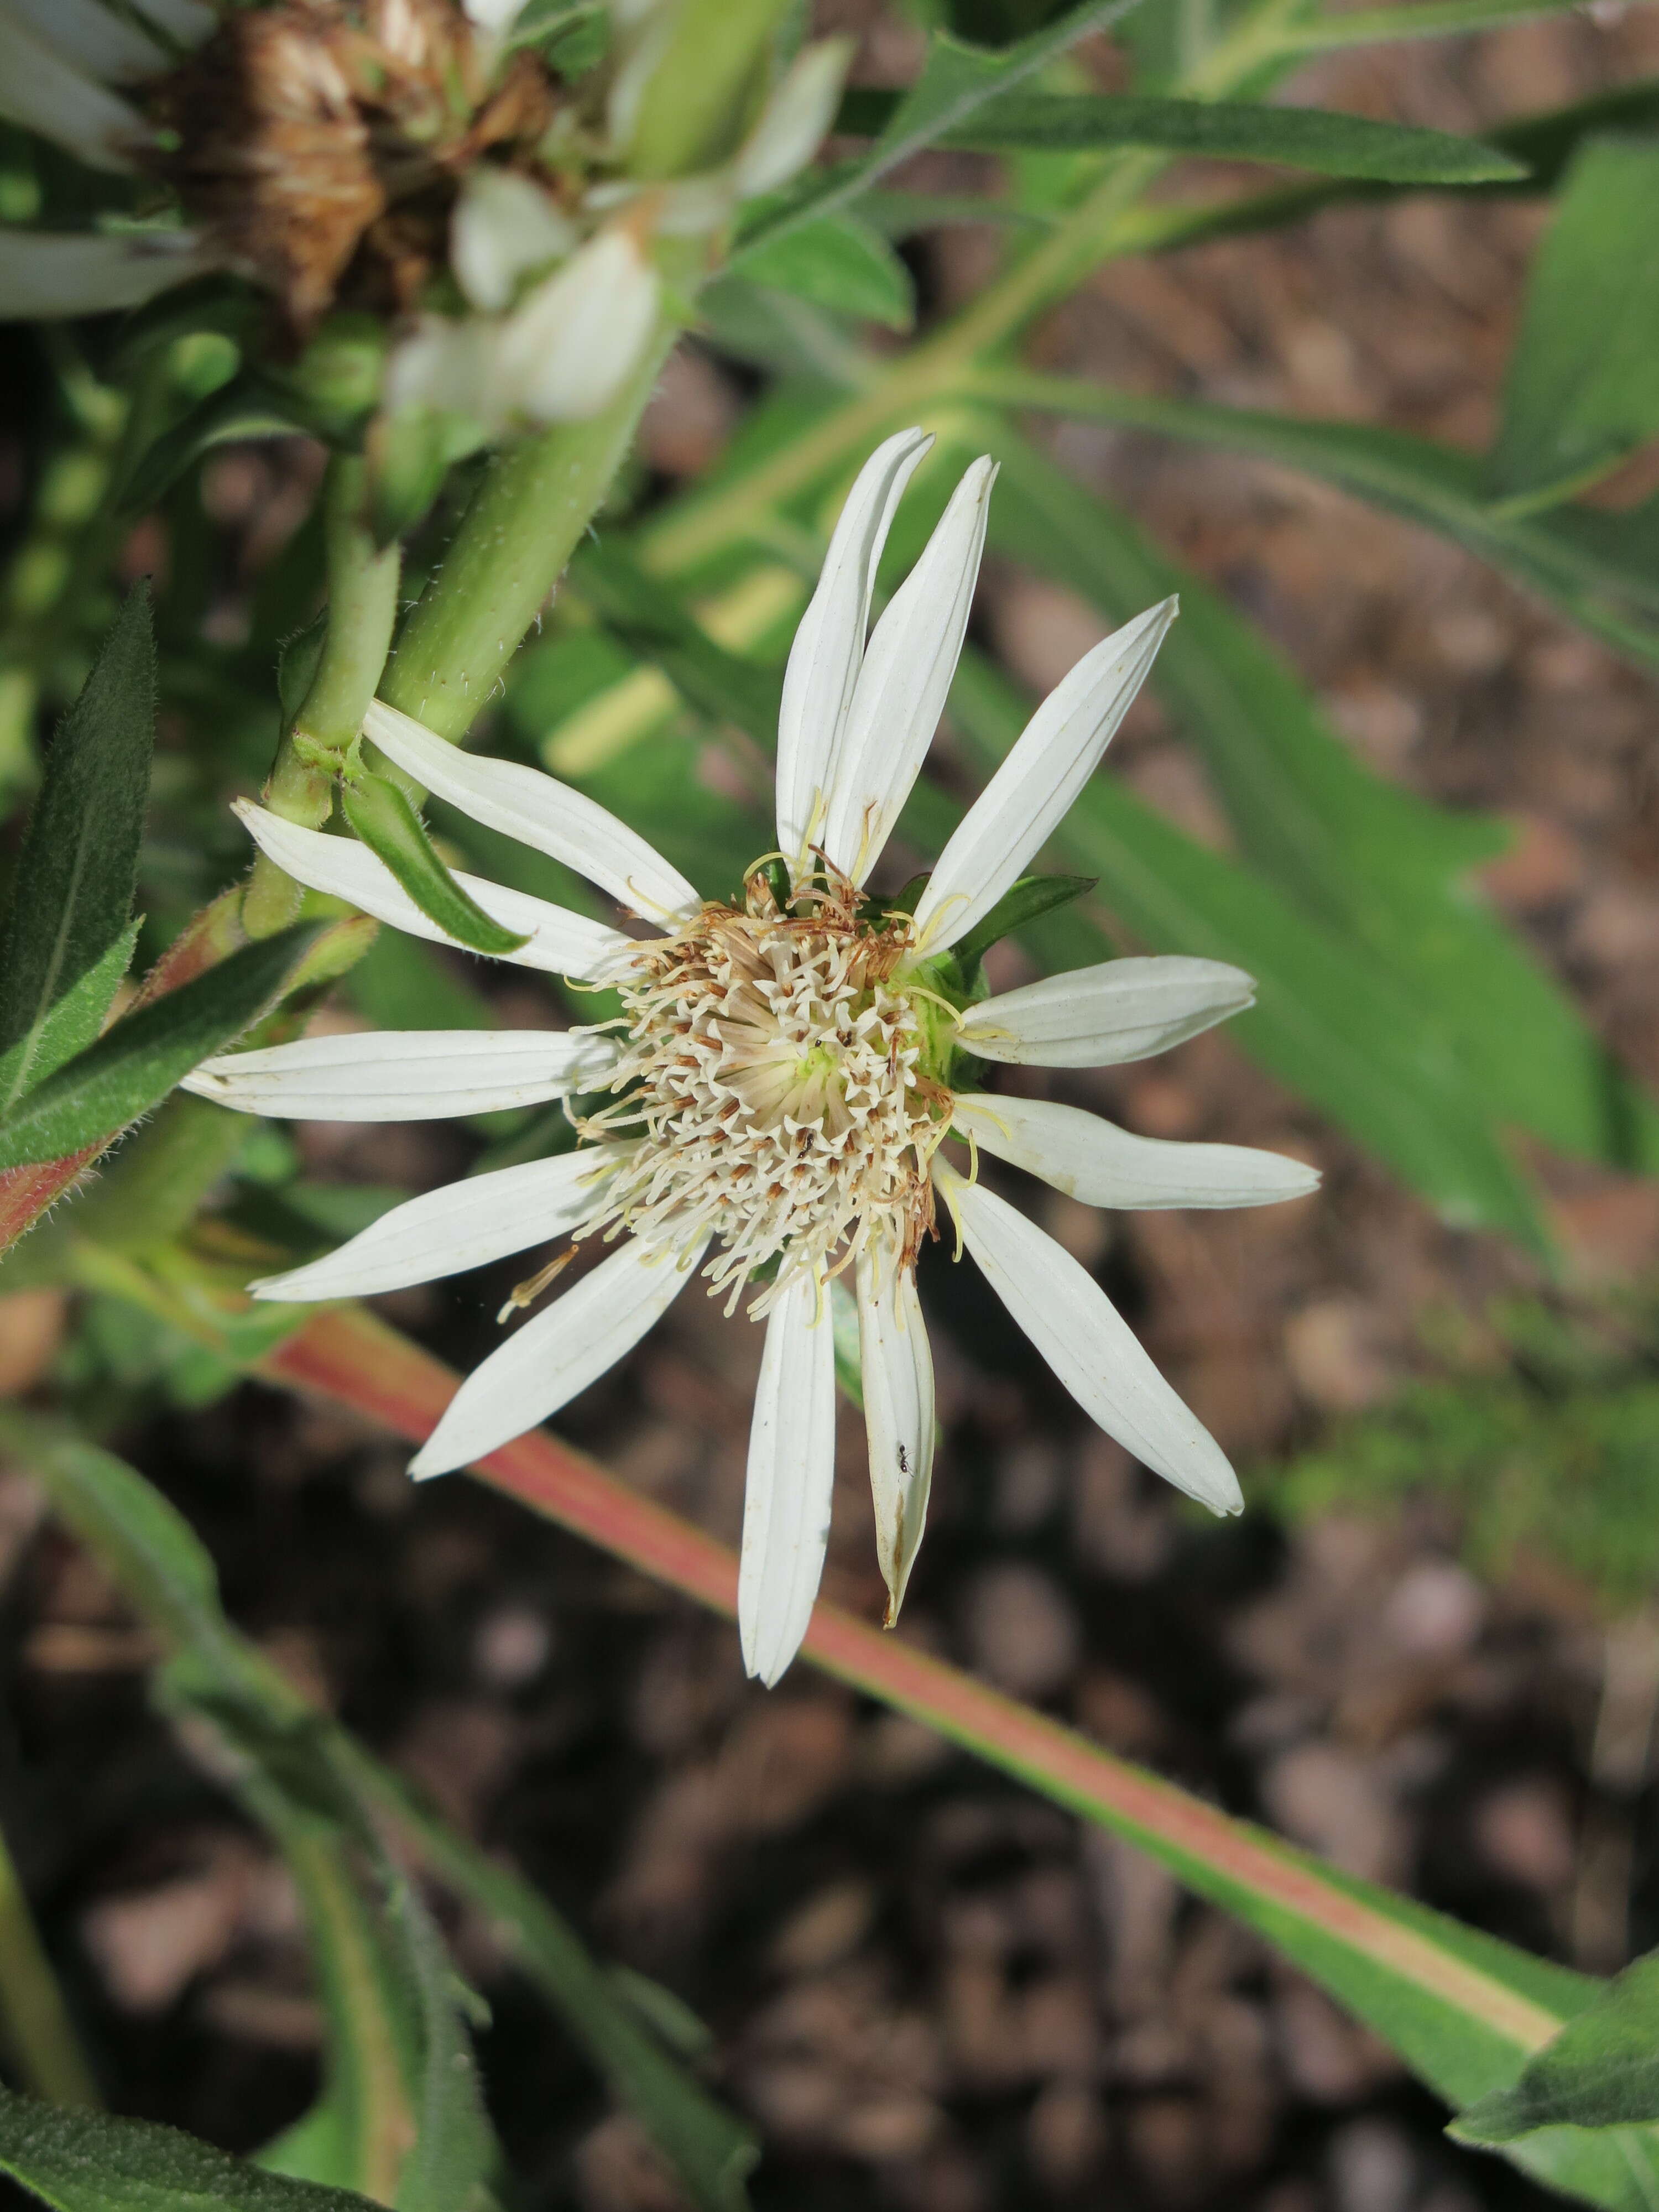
[914, 598, 1177, 952]
[184, 1027, 617, 1121]
[0, 11, 146, 169]
[233, 800, 638, 980]
[127, 0, 215, 45]
[7, 0, 165, 81]
[775, 426, 933, 872]
[495, 228, 660, 425]
[856, 1243, 936, 1626]
[739, 1270, 837, 1687]
[822, 456, 997, 886]
[411, 1234, 707, 1478]
[361, 703, 697, 926]
[462, 0, 528, 31]
[961, 956, 1254, 1067]
[0, 228, 210, 320]
[933, 1157, 1241, 1514]
[450, 169, 576, 312]
[251, 1147, 627, 1302]
[733, 36, 853, 198]
[952, 1094, 1321, 1211]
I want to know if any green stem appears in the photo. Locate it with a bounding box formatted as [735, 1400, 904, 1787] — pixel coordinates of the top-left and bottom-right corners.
[0, 1815, 100, 2109]
[245, 456, 401, 938]
[67, 1094, 251, 1255]
[379, 333, 674, 743]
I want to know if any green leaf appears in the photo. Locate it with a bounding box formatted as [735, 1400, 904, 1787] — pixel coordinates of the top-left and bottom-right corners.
[951, 873, 1097, 972]
[339, 1751, 758, 2212]
[838, 86, 1527, 184]
[979, 428, 1659, 1186]
[733, 213, 915, 330]
[1455, 1950, 1659, 2142]
[0, 590, 155, 1114]
[966, 372, 1659, 671]
[0, 1415, 755, 2212]
[0, 926, 324, 1172]
[0, 2083, 379, 2211]
[1489, 136, 1659, 509]
[340, 775, 529, 956]
[731, 0, 1146, 262]
[0, 923, 138, 1111]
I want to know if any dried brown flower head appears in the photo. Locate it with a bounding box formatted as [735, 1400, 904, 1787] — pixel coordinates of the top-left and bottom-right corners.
[146, 0, 558, 332]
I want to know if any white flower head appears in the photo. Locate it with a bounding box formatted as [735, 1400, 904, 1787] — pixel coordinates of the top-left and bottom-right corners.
[198, 435, 1319, 1687]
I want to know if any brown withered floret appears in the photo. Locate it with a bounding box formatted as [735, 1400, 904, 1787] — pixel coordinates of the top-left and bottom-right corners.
[146, 0, 558, 335]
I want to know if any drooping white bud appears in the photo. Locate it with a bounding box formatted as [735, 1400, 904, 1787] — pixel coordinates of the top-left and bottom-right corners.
[450, 168, 576, 313]
[494, 226, 660, 423]
[733, 36, 852, 200]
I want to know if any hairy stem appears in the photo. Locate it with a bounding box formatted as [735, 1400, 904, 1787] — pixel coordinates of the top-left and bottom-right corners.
[379, 334, 673, 743]
[244, 455, 401, 938]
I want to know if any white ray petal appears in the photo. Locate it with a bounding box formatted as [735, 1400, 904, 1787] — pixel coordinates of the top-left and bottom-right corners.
[7, 0, 165, 81]
[734, 36, 853, 198]
[933, 1157, 1241, 1515]
[775, 426, 933, 873]
[0, 9, 147, 169]
[233, 801, 638, 980]
[961, 956, 1255, 1068]
[184, 1027, 617, 1121]
[913, 598, 1177, 952]
[822, 456, 997, 886]
[952, 1095, 1321, 1211]
[0, 228, 211, 320]
[251, 1146, 628, 1302]
[495, 227, 661, 425]
[410, 1234, 708, 1480]
[856, 1242, 936, 1626]
[361, 702, 698, 926]
[739, 1269, 837, 1687]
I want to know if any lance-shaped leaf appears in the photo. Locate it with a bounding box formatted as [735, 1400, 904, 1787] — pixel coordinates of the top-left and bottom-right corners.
[0, 2084, 380, 2211]
[732, 0, 1145, 260]
[1454, 1949, 1659, 2144]
[838, 85, 1527, 184]
[340, 774, 530, 957]
[978, 432, 1659, 1189]
[0, 926, 323, 1171]
[965, 373, 1659, 673]
[1489, 135, 1659, 509]
[0, 589, 154, 1115]
[253, 1305, 1659, 2212]
[951, 873, 1097, 974]
[1, 1415, 757, 2212]
[735, 214, 915, 329]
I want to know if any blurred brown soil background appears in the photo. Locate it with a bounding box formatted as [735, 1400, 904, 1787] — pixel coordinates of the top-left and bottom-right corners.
[6, 8, 1659, 2209]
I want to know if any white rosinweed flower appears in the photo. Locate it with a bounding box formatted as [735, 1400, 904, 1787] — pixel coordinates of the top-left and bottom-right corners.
[191, 432, 1319, 1686]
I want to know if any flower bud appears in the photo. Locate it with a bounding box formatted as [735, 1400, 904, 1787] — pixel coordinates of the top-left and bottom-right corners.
[494, 225, 660, 422]
[732, 36, 852, 200]
[614, 0, 792, 182]
[451, 168, 576, 312]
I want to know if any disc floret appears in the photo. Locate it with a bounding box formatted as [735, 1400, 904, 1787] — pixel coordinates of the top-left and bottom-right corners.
[574, 862, 953, 1308]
